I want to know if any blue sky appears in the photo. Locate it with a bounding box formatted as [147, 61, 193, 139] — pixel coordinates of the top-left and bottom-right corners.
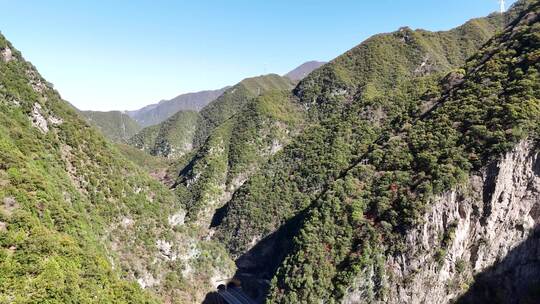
[0, 0, 516, 111]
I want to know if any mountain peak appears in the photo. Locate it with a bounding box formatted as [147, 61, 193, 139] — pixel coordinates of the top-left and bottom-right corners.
[126, 87, 228, 127]
[284, 60, 326, 81]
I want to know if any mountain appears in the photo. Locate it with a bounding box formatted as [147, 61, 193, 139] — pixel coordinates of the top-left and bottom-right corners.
[129, 110, 201, 159]
[173, 90, 305, 227]
[216, 0, 520, 259]
[269, 4, 540, 302]
[284, 60, 326, 81]
[193, 73, 294, 147]
[0, 33, 233, 303]
[2, 0, 539, 303]
[129, 74, 294, 159]
[196, 1, 536, 302]
[80, 110, 142, 143]
[126, 88, 227, 127]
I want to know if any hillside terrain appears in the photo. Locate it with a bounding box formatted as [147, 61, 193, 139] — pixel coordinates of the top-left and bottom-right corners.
[0, 33, 233, 303]
[173, 90, 305, 227]
[206, 0, 538, 302]
[81, 110, 142, 143]
[129, 74, 294, 159]
[129, 110, 201, 159]
[76, 61, 317, 145]
[267, 3, 539, 301]
[1, 1, 539, 303]
[216, 0, 524, 259]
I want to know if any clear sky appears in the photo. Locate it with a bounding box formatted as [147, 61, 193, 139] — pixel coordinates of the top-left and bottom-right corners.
[0, 0, 516, 111]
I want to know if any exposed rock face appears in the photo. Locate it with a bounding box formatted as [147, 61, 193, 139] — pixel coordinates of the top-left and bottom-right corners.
[343, 141, 540, 303]
[2, 196, 18, 216]
[121, 217, 134, 228]
[456, 230, 540, 304]
[156, 239, 177, 261]
[137, 272, 160, 289]
[168, 210, 186, 226]
[29, 103, 62, 133]
[26, 69, 48, 93]
[48, 114, 63, 126]
[30, 103, 49, 133]
[1, 47, 13, 62]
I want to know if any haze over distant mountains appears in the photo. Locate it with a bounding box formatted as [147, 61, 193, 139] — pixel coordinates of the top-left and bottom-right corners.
[125, 88, 228, 127]
[284, 60, 326, 81]
[126, 60, 324, 128]
[79, 60, 325, 142]
[129, 73, 294, 159]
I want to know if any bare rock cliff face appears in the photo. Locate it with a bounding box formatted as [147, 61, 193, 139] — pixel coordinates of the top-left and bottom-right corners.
[344, 140, 540, 303]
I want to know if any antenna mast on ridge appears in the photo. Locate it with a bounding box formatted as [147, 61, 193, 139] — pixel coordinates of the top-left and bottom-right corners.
[499, 0, 506, 13]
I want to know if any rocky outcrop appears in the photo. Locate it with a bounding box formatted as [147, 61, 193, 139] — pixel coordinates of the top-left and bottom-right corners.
[30, 103, 49, 133]
[1, 46, 14, 62]
[343, 140, 540, 303]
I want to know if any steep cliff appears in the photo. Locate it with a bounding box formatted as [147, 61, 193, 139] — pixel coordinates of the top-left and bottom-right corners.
[195, 1, 540, 302]
[344, 141, 540, 303]
[215, 0, 522, 259]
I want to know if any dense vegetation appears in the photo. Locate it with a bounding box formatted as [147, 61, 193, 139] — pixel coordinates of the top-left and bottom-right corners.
[129, 110, 201, 159]
[190, 74, 294, 149]
[114, 143, 170, 174]
[207, 1, 538, 302]
[173, 90, 305, 224]
[0, 33, 233, 303]
[129, 124, 161, 155]
[1, 0, 538, 303]
[267, 2, 539, 302]
[81, 110, 142, 143]
[130, 74, 294, 160]
[215, 3, 516, 257]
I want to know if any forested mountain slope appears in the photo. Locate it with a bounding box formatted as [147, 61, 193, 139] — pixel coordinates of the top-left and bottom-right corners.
[130, 74, 293, 159]
[193, 74, 293, 148]
[202, 1, 538, 302]
[270, 3, 540, 301]
[81, 110, 142, 143]
[129, 110, 201, 159]
[2, 1, 538, 303]
[216, 0, 524, 259]
[0, 34, 233, 303]
[173, 90, 305, 227]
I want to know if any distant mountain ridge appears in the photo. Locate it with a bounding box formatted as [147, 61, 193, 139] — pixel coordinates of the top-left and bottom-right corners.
[126, 87, 228, 127]
[81, 110, 142, 143]
[284, 60, 326, 81]
[75, 61, 323, 141]
[129, 74, 294, 159]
